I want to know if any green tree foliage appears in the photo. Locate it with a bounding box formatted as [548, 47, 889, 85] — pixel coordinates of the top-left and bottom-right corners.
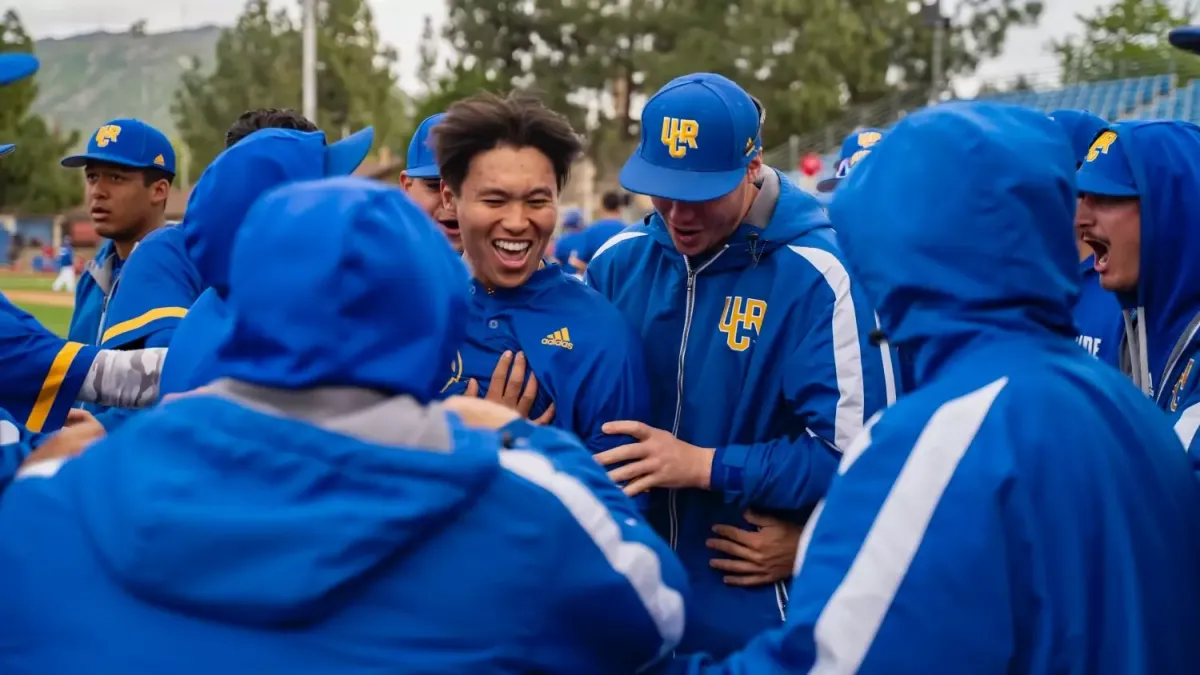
[1051, 0, 1200, 84]
[172, 0, 404, 181]
[441, 0, 1041, 175]
[0, 10, 80, 214]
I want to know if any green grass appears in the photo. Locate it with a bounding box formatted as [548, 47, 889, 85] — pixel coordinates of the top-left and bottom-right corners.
[0, 274, 55, 292]
[15, 303, 73, 337]
[0, 273, 72, 336]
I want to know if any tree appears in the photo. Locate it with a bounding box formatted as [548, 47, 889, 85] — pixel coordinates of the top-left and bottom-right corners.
[1051, 0, 1200, 84]
[172, 0, 406, 180]
[441, 0, 1041, 178]
[0, 10, 80, 214]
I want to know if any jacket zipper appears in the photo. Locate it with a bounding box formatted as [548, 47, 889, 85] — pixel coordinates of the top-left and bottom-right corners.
[668, 247, 727, 549]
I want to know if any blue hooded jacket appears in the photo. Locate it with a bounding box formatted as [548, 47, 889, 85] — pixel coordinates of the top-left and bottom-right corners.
[0, 408, 42, 491]
[586, 168, 895, 657]
[0, 178, 689, 674]
[1092, 123, 1200, 466]
[670, 102, 1200, 675]
[1073, 257, 1123, 367]
[0, 295, 98, 433]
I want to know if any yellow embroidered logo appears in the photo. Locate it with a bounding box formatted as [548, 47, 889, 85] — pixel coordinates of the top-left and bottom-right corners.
[541, 328, 574, 350]
[153, 154, 165, 166]
[719, 296, 767, 352]
[1086, 130, 1117, 163]
[848, 149, 872, 168]
[440, 350, 464, 394]
[857, 130, 883, 148]
[1171, 358, 1194, 412]
[661, 117, 699, 158]
[94, 125, 122, 148]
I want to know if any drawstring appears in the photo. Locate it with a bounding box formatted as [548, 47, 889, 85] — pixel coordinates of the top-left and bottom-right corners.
[1137, 307, 1152, 396]
[1123, 307, 1154, 397]
[747, 231, 761, 267]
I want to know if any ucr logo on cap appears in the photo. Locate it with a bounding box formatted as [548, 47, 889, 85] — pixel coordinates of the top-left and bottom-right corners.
[857, 130, 883, 147]
[95, 125, 122, 147]
[1086, 130, 1117, 163]
[661, 117, 699, 158]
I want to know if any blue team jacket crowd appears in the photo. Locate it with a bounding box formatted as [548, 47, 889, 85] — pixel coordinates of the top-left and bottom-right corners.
[0, 52, 1197, 674]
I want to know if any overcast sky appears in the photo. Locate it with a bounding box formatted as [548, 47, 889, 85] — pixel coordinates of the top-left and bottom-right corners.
[12, 0, 1111, 91]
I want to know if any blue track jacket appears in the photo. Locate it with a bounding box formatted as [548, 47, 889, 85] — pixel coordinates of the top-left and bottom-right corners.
[1098, 123, 1200, 473]
[440, 264, 652, 504]
[669, 102, 1200, 675]
[0, 296, 98, 433]
[1073, 256, 1123, 367]
[0, 177, 689, 674]
[586, 169, 895, 657]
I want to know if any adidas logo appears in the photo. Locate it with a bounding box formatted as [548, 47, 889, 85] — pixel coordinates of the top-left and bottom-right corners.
[153, 154, 165, 166]
[541, 327, 574, 350]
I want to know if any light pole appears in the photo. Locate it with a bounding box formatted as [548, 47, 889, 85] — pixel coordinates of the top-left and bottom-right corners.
[922, 0, 948, 105]
[302, 0, 317, 122]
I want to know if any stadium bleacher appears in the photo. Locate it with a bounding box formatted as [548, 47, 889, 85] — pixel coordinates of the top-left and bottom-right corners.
[791, 73, 1199, 185]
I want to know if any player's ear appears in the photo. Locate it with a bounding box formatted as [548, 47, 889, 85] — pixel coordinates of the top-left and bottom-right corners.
[398, 170, 412, 191]
[440, 180, 457, 215]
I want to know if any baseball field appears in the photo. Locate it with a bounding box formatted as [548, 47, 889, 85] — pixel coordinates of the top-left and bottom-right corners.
[0, 272, 74, 337]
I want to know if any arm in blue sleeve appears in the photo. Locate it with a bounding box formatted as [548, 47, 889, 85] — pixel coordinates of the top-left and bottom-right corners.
[708, 272, 895, 512]
[0, 413, 41, 492]
[93, 406, 140, 434]
[503, 422, 689, 673]
[0, 300, 101, 433]
[672, 401, 1013, 675]
[100, 231, 200, 349]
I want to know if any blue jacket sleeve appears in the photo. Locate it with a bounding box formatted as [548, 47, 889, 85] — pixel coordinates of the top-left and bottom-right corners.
[0, 299, 100, 433]
[669, 392, 1013, 675]
[708, 275, 895, 511]
[0, 412, 40, 492]
[100, 231, 200, 349]
[502, 421, 689, 673]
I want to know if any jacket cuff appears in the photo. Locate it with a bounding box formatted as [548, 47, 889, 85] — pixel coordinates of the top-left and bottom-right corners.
[710, 444, 748, 498]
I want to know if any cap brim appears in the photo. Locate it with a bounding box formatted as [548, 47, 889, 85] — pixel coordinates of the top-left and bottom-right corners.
[815, 177, 840, 193]
[0, 54, 38, 87]
[405, 164, 439, 179]
[1170, 27, 1200, 54]
[1076, 171, 1139, 198]
[619, 153, 745, 202]
[0, 144, 15, 158]
[326, 126, 374, 176]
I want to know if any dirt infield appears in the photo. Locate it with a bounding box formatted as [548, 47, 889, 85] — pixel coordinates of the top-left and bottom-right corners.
[2, 290, 75, 308]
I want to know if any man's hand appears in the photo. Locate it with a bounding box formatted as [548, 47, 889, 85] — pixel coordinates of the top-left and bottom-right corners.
[595, 421, 715, 497]
[443, 395, 521, 430]
[465, 350, 555, 424]
[65, 408, 97, 427]
[21, 415, 106, 470]
[706, 510, 803, 587]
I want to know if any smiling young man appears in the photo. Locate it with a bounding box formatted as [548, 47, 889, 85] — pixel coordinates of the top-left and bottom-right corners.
[432, 93, 653, 496]
[61, 118, 174, 352]
[1075, 120, 1200, 464]
[585, 72, 895, 658]
[401, 112, 461, 252]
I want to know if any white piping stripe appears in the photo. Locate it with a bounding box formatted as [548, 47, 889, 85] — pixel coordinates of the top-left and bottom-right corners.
[591, 230, 647, 262]
[809, 377, 1008, 674]
[788, 245, 867, 451]
[498, 449, 685, 659]
[1173, 402, 1200, 451]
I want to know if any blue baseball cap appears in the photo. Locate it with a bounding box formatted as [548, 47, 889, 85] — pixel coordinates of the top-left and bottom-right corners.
[817, 128, 886, 193]
[1170, 26, 1200, 54]
[620, 72, 763, 202]
[0, 53, 40, 157]
[406, 112, 445, 179]
[61, 118, 177, 175]
[1048, 109, 1108, 166]
[1076, 125, 1139, 198]
[326, 126, 375, 176]
[562, 207, 584, 231]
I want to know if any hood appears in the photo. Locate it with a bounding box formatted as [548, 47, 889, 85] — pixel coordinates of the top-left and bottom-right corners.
[213, 177, 469, 402]
[830, 101, 1079, 385]
[183, 127, 372, 297]
[73, 384, 498, 626]
[1110, 121, 1200, 386]
[645, 168, 831, 272]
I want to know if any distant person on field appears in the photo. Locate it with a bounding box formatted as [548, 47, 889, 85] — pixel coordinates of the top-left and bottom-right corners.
[554, 190, 629, 275]
[0, 177, 687, 675]
[50, 234, 75, 292]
